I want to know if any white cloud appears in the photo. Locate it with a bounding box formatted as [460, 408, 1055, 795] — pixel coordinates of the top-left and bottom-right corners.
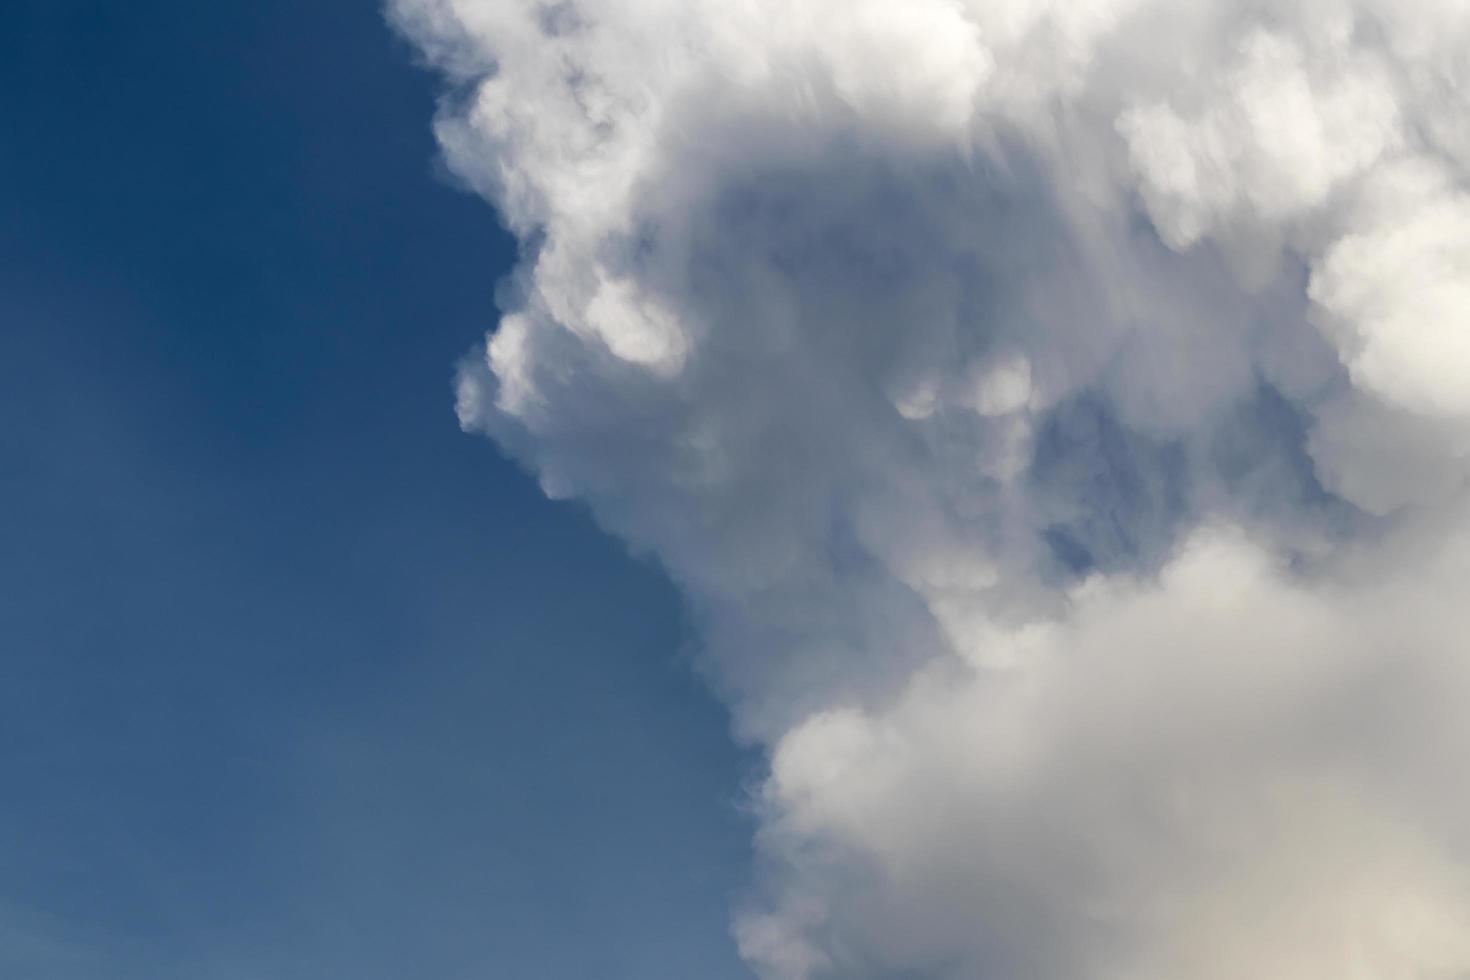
[750, 523, 1470, 977]
[393, 0, 1470, 975]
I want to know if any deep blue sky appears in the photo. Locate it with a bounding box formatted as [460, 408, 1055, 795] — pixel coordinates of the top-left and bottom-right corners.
[0, 3, 753, 977]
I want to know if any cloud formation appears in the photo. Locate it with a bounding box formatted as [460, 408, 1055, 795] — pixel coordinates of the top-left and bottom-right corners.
[392, 0, 1470, 975]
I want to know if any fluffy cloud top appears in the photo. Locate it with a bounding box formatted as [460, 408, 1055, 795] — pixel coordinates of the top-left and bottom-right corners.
[392, 1, 1470, 976]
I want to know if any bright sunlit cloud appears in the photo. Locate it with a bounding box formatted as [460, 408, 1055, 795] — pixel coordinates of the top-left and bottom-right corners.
[394, 1, 1470, 975]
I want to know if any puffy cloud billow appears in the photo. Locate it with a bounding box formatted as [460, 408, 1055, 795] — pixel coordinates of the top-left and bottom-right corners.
[390, 1, 1470, 976]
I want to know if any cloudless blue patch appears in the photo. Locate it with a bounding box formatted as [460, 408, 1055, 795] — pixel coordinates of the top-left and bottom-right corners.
[0, 3, 754, 977]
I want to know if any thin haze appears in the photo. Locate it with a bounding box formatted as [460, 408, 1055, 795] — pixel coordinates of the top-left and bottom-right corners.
[394, 1, 1470, 976]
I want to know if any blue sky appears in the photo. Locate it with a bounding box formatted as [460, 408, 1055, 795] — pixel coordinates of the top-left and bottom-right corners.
[0, 3, 753, 977]
[12, 3, 1470, 978]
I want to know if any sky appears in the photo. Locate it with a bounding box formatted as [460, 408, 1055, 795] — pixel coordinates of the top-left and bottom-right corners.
[10, 2, 1470, 979]
[0, 3, 754, 978]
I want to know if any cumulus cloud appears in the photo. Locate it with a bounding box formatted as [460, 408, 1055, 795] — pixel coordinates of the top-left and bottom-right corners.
[391, 0, 1470, 975]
